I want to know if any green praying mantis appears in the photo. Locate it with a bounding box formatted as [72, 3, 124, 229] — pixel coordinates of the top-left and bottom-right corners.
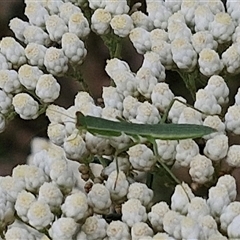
[75, 110, 216, 185]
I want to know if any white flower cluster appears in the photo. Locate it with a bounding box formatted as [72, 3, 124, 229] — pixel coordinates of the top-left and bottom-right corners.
[0, 141, 239, 239]
[2, 0, 240, 239]
[0, 0, 89, 131]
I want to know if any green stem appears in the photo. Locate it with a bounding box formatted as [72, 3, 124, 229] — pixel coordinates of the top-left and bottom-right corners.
[150, 138, 181, 185]
[176, 68, 200, 101]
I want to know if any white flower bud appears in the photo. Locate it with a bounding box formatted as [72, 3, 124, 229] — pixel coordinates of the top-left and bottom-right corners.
[46, 0, 63, 14]
[61, 192, 89, 221]
[232, 26, 240, 43]
[151, 83, 174, 112]
[0, 90, 12, 114]
[148, 201, 170, 232]
[199, 215, 218, 240]
[165, 0, 181, 13]
[171, 37, 197, 72]
[133, 101, 160, 124]
[122, 198, 147, 227]
[0, 52, 11, 70]
[21, 165, 48, 192]
[5, 227, 35, 240]
[59, 2, 81, 24]
[107, 221, 130, 240]
[209, 12, 235, 44]
[128, 144, 156, 172]
[46, 15, 68, 43]
[194, 5, 214, 32]
[49, 217, 78, 240]
[0, 69, 21, 94]
[62, 32, 87, 64]
[227, 0, 240, 25]
[189, 154, 214, 184]
[152, 232, 175, 240]
[101, 106, 122, 121]
[178, 107, 202, 125]
[225, 105, 240, 134]
[142, 52, 165, 81]
[104, 0, 129, 15]
[111, 70, 138, 97]
[110, 14, 134, 38]
[105, 170, 129, 202]
[102, 86, 124, 111]
[205, 75, 229, 106]
[180, 216, 200, 240]
[168, 11, 186, 24]
[204, 134, 228, 162]
[27, 200, 54, 230]
[171, 184, 191, 215]
[203, 115, 225, 140]
[12, 93, 39, 120]
[222, 44, 240, 74]
[91, 9, 111, 35]
[131, 11, 153, 31]
[207, 185, 231, 220]
[18, 64, 43, 90]
[206, 0, 225, 14]
[151, 40, 173, 70]
[191, 31, 218, 54]
[49, 160, 76, 192]
[63, 131, 88, 160]
[180, 0, 199, 26]
[44, 47, 68, 76]
[25, 43, 47, 67]
[88, 0, 106, 10]
[47, 123, 66, 146]
[220, 201, 240, 232]
[156, 139, 177, 165]
[163, 210, 183, 239]
[194, 89, 221, 115]
[168, 97, 187, 123]
[198, 48, 223, 76]
[14, 190, 36, 222]
[217, 175, 237, 202]
[0, 37, 27, 68]
[68, 12, 90, 39]
[74, 91, 94, 108]
[131, 222, 154, 240]
[38, 182, 63, 212]
[136, 67, 158, 98]
[187, 197, 210, 221]
[227, 214, 240, 239]
[23, 25, 51, 46]
[36, 74, 60, 103]
[168, 22, 192, 42]
[226, 145, 240, 167]
[9, 17, 30, 42]
[105, 58, 131, 78]
[88, 183, 112, 214]
[175, 139, 199, 167]
[129, 27, 151, 54]
[127, 182, 153, 207]
[46, 104, 67, 123]
[147, 2, 171, 29]
[150, 29, 168, 43]
[81, 216, 107, 240]
[122, 95, 140, 120]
